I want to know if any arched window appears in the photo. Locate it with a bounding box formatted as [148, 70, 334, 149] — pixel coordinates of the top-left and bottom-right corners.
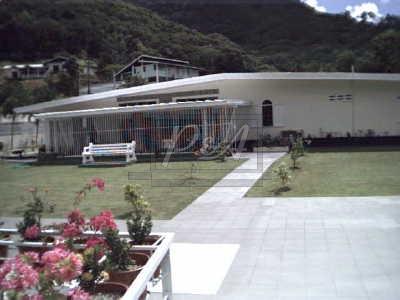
[262, 100, 273, 126]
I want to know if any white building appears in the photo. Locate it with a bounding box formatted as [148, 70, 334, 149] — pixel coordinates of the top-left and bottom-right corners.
[114, 55, 202, 84]
[14, 72, 400, 156]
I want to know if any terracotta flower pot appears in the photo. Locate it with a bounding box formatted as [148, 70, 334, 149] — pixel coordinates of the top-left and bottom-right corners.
[129, 251, 150, 266]
[94, 282, 128, 295]
[108, 265, 144, 286]
[132, 249, 161, 279]
[94, 282, 148, 299]
[143, 235, 161, 245]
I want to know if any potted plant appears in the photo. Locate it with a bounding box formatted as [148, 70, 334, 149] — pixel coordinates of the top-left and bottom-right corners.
[16, 187, 55, 254]
[103, 228, 142, 287]
[61, 178, 106, 251]
[124, 184, 153, 246]
[79, 237, 109, 292]
[0, 248, 89, 299]
[124, 184, 160, 278]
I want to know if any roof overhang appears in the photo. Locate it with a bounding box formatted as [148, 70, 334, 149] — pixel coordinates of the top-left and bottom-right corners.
[34, 99, 248, 120]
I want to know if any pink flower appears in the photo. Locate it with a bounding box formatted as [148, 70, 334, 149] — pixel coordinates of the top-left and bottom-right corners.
[41, 248, 82, 283]
[85, 237, 107, 258]
[19, 252, 40, 265]
[62, 223, 82, 239]
[0, 255, 39, 291]
[30, 295, 44, 300]
[85, 237, 106, 249]
[24, 225, 40, 241]
[68, 287, 91, 300]
[91, 178, 105, 192]
[89, 211, 117, 232]
[68, 209, 86, 226]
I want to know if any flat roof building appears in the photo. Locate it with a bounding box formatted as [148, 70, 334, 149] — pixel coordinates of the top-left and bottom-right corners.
[14, 72, 400, 156]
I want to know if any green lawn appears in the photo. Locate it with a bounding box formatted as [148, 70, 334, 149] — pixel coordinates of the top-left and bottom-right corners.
[247, 147, 400, 197]
[0, 159, 244, 220]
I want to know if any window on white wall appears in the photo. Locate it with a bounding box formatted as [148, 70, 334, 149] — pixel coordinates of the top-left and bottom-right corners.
[262, 100, 273, 126]
[274, 105, 286, 127]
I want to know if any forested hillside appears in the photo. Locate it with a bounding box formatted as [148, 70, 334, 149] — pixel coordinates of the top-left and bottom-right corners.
[0, 0, 254, 73]
[131, 0, 400, 72]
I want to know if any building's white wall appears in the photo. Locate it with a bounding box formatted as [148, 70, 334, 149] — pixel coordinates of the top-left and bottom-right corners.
[217, 79, 400, 139]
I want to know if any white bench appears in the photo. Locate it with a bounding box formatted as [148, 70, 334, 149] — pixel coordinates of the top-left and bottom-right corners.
[82, 142, 137, 164]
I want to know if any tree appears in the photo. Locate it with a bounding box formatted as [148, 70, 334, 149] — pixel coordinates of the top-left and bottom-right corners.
[335, 50, 356, 72]
[370, 30, 400, 73]
[0, 80, 32, 116]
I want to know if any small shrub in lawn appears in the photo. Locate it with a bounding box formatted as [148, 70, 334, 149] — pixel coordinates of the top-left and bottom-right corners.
[274, 163, 291, 187]
[289, 137, 305, 169]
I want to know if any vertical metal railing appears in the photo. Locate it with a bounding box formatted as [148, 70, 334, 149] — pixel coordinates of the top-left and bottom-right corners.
[45, 106, 236, 156]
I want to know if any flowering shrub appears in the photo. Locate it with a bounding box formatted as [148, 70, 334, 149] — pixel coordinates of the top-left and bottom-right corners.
[91, 178, 105, 192]
[86, 237, 107, 250]
[68, 209, 86, 227]
[90, 211, 117, 232]
[74, 178, 105, 207]
[0, 253, 39, 292]
[24, 224, 40, 241]
[0, 250, 87, 298]
[62, 223, 82, 239]
[41, 247, 83, 283]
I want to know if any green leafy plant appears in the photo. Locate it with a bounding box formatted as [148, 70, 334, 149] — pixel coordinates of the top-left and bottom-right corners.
[124, 184, 153, 245]
[104, 228, 133, 272]
[274, 163, 291, 187]
[80, 243, 108, 292]
[17, 187, 54, 240]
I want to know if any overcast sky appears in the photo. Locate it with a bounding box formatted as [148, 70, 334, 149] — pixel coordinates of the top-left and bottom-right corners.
[301, 0, 399, 20]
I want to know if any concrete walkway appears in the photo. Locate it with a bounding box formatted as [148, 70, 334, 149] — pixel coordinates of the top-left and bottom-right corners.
[152, 152, 400, 300]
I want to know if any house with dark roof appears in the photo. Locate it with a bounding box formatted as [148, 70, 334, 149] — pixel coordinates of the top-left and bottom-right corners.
[114, 55, 204, 84]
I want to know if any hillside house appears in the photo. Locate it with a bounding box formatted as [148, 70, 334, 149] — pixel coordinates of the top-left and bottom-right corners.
[114, 55, 203, 84]
[2, 57, 97, 80]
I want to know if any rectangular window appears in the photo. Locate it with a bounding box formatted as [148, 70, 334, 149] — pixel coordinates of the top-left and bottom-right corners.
[175, 96, 218, 103]
[119, 101, 157, 107]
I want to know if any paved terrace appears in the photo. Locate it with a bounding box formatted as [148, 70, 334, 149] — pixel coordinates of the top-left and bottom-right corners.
[2, 153, 400, 300]
[152, 153, 400, 300]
